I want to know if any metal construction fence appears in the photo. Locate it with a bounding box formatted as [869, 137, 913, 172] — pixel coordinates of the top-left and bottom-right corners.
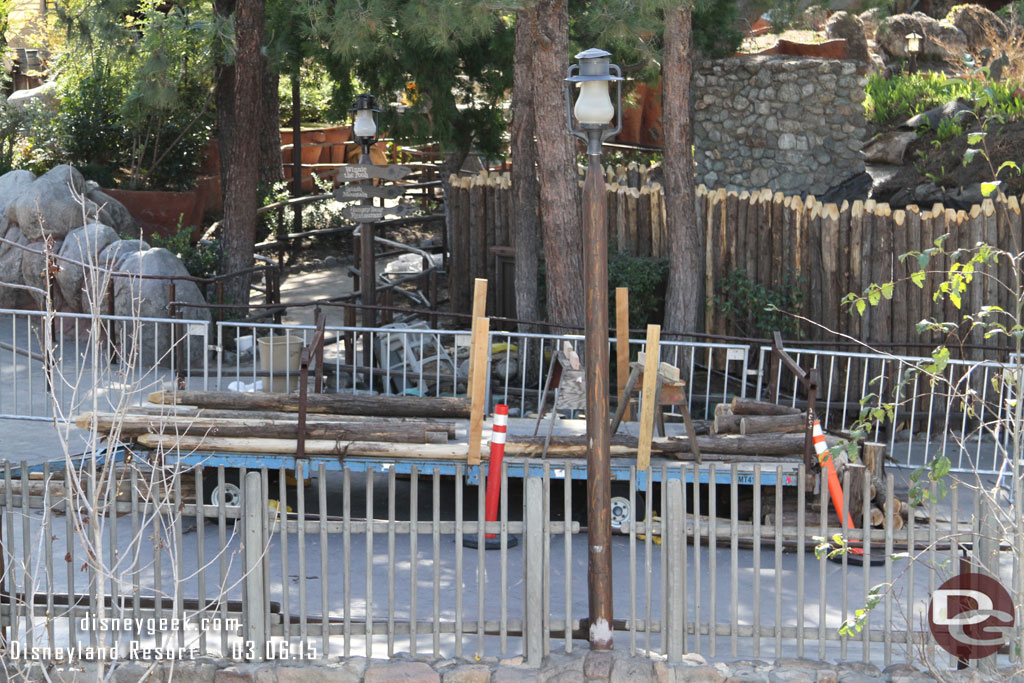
[2, 309, 1020, 479]
[756, 344, 1016, 477]
[0, 457, 1019, 670]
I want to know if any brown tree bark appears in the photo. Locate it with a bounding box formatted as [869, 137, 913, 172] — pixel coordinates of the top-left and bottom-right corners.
[510, 9, 540, 329]
[530, 0, 583, 330]
[217, 0, 264, 312]
[259, 65, 284, 187]
[662, 5, 703, 336]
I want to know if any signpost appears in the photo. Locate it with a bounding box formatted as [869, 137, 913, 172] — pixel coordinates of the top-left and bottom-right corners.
[333, 184, 407, 201]
[336, 164, 412, 182]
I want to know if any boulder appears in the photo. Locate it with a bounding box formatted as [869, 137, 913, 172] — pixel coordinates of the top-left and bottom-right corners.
[20, 237, 64, 308]
[802, 5, 830, 30]
[55, 223, 120, 310]
[82, 238, 151, 315]
[113, 247, 210, 367]
[862, 130, 918, 164]
[85, 185, 140, 237]
[826, 11, 871, 64]
[946, 4, 1007, 48]
[875, 12, 967, 61]
[0, 220, 27, 308]
[902, 98, 974, 131]
[6, 81, 57, 110]
[8, 165, 108, 240]
[0, 170, 36, 216]
[858, 7, 883, 35]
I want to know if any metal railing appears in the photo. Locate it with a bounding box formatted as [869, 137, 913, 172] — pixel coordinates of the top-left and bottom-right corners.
[0, 457, 1016, 670]
[0, 309, 209, 421]
[755, 344, 1017, 476]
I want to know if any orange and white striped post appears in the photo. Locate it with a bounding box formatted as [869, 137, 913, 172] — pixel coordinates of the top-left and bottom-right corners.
[812, 419, 862, 554]
[484, 404, 509, 538]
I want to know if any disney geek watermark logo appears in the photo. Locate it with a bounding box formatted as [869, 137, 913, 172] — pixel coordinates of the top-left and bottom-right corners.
[928, 572, 1015, 659]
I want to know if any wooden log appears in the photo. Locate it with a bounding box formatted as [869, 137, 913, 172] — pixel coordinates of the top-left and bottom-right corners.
[638, 185, 652, 257]
[891, 209, 908, 353]
[771, 192, 785, 290]
[147, 390, 472, 419]
[75, 412, 450, 443]
[905, 205, 921, 353]
[739, 412, 807, 435]
[871, 203, 893, 345]
[869, 507, 884, 527]
[820, 202, 840, 342]
[138, 433, 475, 459]
[861, 441, 887, 479]
[860, 199, 876, 343]
[626, 187, 639, 255]
[849, 200, 863, 344]
[730, 398, 801, 416]
[502, 432, 838, 457]
[714, 403, 732, 418]
[651, 183, 665, 258]
[846, 462, 868, 528]
[807, 201, 823, 340]
[837, 200, 851, 340]
[615, 287, 632, 422]
[111, 406, 456, 434]
[712, 414, 741, 435]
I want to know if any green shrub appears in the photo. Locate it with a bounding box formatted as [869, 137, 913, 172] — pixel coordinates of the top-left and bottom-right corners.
[607, 253, 670, 330]
[935, 116, 963, 141]
[714, 269, 804, 339]
[151, 224, 221, 279]
[865, 71, 1024, 126]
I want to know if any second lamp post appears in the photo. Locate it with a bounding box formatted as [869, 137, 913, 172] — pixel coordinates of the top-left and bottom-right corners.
[352, 93, 380, 343]
[565, 47, 622, 651]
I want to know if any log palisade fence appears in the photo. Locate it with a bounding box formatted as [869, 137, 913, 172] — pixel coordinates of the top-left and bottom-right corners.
[448, 168, 1023, 357]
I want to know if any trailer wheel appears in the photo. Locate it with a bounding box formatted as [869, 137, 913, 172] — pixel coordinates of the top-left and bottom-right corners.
[610, 484, 645, 532]
[203, 469, 241, 507]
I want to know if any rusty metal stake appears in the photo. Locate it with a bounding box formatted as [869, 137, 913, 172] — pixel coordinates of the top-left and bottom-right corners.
[583, 138, 613, 650]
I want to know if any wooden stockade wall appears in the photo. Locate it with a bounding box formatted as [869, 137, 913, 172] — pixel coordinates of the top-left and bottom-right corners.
[448, 169, 1023, 356]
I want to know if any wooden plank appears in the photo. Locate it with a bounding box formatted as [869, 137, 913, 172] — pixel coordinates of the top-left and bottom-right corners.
[139, 433, 474, 459]
[905, 206, 921, 350]
[735, 190, 749, 283]
[333, 184, 407, 201]
[485, 181, 498, 315]
[607, 183, 620, 252]
[626, 188, 639, 255]
[726, 191, 739, 285]
[636, 186, 650, 257]
[637, 324, 661, 471]
[615, 287, 632, 422]
[467, 278, 488, 390]
[771, 192, 785, 290]
[739, 413, 807, 435]
[616, 186, 628, 253]
[982, 199, 999, 342]
[849, 200, 864, 343]
[731, 398, 802, 416]
[807, 201, 823, 342]
[860, 200, 876, 343]
[337, 164, 412, 182]
[342, 206, 385, 223]
[467, 316, 490, 466]
[651, 184, 665, 258]
[705, 190, 721, 333]
[820, 203, 840, 343]
[891, 209, 908, 351]
[717, 189, 730, 338]
[870, 203, 892, 345]
[469, 177, 486, 282]
[837, 200, 851, 340]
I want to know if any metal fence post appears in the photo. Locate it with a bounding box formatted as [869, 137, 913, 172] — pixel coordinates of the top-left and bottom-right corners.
[525, 477, 543, 667]
[243, 472, 267, 660]
[976, 495, 1001, 674]
[665, 478, 684, 663]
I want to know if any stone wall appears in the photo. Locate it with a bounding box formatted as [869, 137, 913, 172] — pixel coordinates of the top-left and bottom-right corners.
[694, 56, 866, 196]
[10, 653, 1014, 683]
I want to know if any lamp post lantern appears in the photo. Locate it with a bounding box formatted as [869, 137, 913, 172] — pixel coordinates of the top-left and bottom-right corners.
[351, 93, 381, 354]
[566, 47, 622, 651]
[905, 32, 922, 73]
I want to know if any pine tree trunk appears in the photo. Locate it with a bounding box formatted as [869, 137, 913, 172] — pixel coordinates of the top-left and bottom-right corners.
[259, 65, 284, 187]
[530, 0, 583, 331]
[511, 10, 540, 330]
[662, 5, 703, 336]
[218, 0, 264, 313]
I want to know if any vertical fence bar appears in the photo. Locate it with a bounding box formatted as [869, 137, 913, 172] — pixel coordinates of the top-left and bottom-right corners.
[195, 469, 207, 655]
[708, 463, 717, 659]
[752, 463, 761, 658]
[500, 461, 509, 655]
[563, 460, 572, 654]
[243, 472, 266, 661]
[525, 476, 543, 667]
[693, 463, 701, 655]
[675, 464, 683, 654]
[645, 466, 654, 654]
[343, 467, 351, 657]
[840, 469, 849, 661]
[454, 464, 463, 658]
[319, 464, 330, 656]
[410, 465, 419, 657]
[774, 465, 783, 657]
[297, 461, 308, 652]
[541, 463, 550, 656]
[432, 468, 440, 657]
[629, 466, 637, 655]
[387, 469, 396, 657]
[217, 467, 228, 656]
[905, 477, 915, 667]
[280, 466, 291, 645]
[861, 467, 871, 663]
[665, 478, 683, 663]
[365, 467, 373, 658]
[796, 464, 806, 658]
[477, 467, 485, 657]
[730, 463, 738, 658]
[44, 463, 54, 649]
[818, 471, 827, 660]
[884, 473, 895, 666]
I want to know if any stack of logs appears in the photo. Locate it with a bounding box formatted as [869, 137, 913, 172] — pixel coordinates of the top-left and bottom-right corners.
[713, 398, 912, 529]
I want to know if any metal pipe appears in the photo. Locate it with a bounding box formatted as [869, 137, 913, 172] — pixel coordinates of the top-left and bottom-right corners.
[583, 132, 612, 650]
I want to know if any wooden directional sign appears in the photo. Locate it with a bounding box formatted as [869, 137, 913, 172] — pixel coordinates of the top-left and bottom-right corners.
[342, 206, 386, 223]
[333, 184, 407, 202]
[337, 164, 412, 182]
[342, 203, 417, 223]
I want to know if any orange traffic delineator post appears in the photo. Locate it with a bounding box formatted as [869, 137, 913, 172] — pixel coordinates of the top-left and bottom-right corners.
[811, 419, 863, 555]
[464, 405, 518, 549]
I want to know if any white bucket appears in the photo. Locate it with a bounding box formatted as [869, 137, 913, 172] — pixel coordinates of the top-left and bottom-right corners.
[256, 334, 304, 393]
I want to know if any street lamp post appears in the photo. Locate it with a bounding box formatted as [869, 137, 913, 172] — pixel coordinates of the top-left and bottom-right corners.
[905, 32, 922, 74]
[351, 94, 380, 363]
[565, 47, 622, 651]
